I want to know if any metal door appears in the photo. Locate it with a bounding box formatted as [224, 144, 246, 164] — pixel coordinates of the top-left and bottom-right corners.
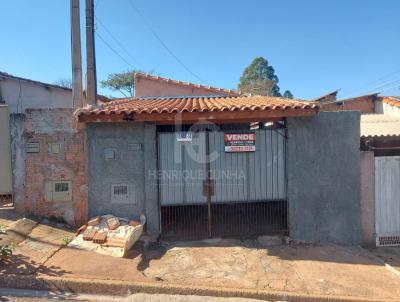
[375, 156, 400, 246]
[159, 126, 287, 239]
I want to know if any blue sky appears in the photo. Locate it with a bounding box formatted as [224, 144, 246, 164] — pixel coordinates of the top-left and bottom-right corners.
[1, 0, 399, 99]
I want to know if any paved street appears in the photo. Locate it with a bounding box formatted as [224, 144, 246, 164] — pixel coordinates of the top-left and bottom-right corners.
[0, 289, 269, 302]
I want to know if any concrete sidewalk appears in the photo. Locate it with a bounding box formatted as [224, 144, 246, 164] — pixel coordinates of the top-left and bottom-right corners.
[1, 215, 400, 301]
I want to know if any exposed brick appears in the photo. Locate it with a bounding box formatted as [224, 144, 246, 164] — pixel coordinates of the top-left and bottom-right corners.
[24, 109, 87, 226]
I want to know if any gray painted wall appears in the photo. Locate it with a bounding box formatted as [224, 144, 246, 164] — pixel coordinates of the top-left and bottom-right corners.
[287, 111, 362, 245]
[10, 113, 26, 211]
[0, 77, 72, 113]
[87, 122, 159, 235]
[360, 151, 375, 246]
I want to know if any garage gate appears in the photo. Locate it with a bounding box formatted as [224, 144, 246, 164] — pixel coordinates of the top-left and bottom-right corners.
[158, 125, 287, 239]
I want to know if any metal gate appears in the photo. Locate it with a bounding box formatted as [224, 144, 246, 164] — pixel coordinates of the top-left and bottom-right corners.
[375, 156, 400, 246]
[158, 126, 287, 239]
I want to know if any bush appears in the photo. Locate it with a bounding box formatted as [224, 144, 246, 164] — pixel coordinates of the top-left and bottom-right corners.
[0, 226, 13, 259]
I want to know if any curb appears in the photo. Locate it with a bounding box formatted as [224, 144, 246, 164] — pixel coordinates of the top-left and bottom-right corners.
[0, 274, 398, 302]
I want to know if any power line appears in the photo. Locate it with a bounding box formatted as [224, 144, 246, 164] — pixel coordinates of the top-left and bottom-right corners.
[364, 78, 400, 94]
[95, 16, 146, 70]
[128, 0, 205, 83]
[340, 69, 400, 98]
[95, 31, 136, 70]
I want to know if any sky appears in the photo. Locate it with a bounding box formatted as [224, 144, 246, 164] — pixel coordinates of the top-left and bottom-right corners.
[1, 0, 400, 100]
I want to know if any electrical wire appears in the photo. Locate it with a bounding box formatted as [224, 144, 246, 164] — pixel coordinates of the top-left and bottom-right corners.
[95, 31, 136, 70]
[364, 78, 400, 94]
[95, 16, 145, 70]
[340, 69, 400, 99]
[127, 0, 205, 84]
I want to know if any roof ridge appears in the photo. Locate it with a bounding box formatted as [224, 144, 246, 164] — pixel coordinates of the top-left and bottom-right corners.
[0, 71, 72, 91]
[134, 72, 240, 96]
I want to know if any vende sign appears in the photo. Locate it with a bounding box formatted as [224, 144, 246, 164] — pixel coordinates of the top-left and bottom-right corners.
[224, 133, 256, 152]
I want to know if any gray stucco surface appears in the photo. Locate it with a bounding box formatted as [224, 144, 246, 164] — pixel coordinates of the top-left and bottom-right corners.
[87, 122, 159, 235]
[287, 111, 362, 245]
[360, 151, 375, 246]
[10, 113, 25, 211]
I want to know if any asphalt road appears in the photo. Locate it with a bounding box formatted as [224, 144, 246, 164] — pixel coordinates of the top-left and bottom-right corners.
[0, 289, 272, 302]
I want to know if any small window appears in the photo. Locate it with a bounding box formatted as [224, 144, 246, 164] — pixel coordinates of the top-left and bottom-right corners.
[49, 143, 61, 154]
[111, 184, 135, 204]
[113, 185, 128, 196]
[55, 182, 69, 192]
[45, 181, 72, 202]
[27, 142, 40, 153]
[104, 148, 116, 160]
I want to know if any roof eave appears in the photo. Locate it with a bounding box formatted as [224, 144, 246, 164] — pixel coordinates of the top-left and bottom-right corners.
[78, 107, 319, 124]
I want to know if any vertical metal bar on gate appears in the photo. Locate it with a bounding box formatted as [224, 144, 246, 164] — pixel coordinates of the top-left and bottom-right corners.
[205, 130, 212, 237]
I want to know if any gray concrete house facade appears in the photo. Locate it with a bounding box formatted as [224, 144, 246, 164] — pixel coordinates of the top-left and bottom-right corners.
[79, 95, 362, 245]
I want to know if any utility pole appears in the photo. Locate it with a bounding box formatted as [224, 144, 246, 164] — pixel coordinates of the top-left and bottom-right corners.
[85, 0, 97, 106]
[70, 0, 83, 108]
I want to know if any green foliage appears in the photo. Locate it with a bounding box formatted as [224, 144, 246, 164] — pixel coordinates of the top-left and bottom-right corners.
[283, 90, 294, 99]
[238, 57, 293, 98]
[0, 226, 13, 259]
[62, 235, 72, 246]
[100, 70, 141, 97]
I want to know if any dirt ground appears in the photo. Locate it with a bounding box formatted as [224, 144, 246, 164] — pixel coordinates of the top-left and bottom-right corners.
[2, 211, 400, 301]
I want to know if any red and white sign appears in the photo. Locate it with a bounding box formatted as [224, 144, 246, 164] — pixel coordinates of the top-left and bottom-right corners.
[224, 133, 256, 152]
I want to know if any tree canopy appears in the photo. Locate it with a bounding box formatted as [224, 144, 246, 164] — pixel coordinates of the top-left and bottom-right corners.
[238, 57, 293, 98]
[283, 90, 294, 99]
[54, 78, 72, 89]
[100, 70, 139, 97]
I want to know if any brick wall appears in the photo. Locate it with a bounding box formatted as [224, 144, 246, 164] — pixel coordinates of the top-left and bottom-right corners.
[24, 108, 87, 226]
[320, 96, 376, 114]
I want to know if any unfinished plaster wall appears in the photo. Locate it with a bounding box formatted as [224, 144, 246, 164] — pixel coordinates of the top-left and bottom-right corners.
[287, 111, 362, 245]
[87, 122, 159, 235]
[134, 76, 236, 98]
[360, 151, 375, 246]
[24, 109, 87, 226]
[0, 77, 72, 113]
[10, 114, 26, 211]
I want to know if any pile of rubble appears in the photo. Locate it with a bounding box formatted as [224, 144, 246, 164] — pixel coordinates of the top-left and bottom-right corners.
[69, 214, 145, 257]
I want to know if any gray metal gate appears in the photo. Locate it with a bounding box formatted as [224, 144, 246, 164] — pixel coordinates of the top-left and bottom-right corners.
[375, 156, 400, 246]
[158, 127, 287, 239]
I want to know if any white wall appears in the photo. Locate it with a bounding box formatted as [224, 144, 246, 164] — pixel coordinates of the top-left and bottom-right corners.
[375, 100, 400, 116]
[0, 78, 72, 113]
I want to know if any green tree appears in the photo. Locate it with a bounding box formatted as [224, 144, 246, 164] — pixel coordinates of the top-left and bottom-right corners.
[238, 57, 293, 98]
[283, 90, 294, 99]
[100, 70, 139, 97]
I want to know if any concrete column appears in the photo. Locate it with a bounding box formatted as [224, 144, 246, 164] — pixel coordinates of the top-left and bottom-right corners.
[144, 123, 159, 236]
[10, 113, 25, 212]
[360, 151, 375, 246]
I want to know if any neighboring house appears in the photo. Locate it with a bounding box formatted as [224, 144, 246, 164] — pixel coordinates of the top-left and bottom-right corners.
[360, 114, 400, 247]
[316, 91, 400, 246]
[0, 71, 72, 113]
[134, 72, 239, 98]
[0, 72, 73, 207]
[375, 96, 400, 116]
[312, 90, 339, 103]
[315, 92, 378, 113]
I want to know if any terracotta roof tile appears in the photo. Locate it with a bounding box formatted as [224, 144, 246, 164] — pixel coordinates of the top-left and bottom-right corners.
[381, 96, 400, 107]
[79, 95, 318, 119]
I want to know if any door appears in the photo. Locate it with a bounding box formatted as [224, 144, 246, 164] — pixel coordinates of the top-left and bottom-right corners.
[375, 156, 400, 246]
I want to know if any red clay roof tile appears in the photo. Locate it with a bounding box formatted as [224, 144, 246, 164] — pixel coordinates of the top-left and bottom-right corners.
[381, 96, 400, 108]
[79, 95, 318, 118]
